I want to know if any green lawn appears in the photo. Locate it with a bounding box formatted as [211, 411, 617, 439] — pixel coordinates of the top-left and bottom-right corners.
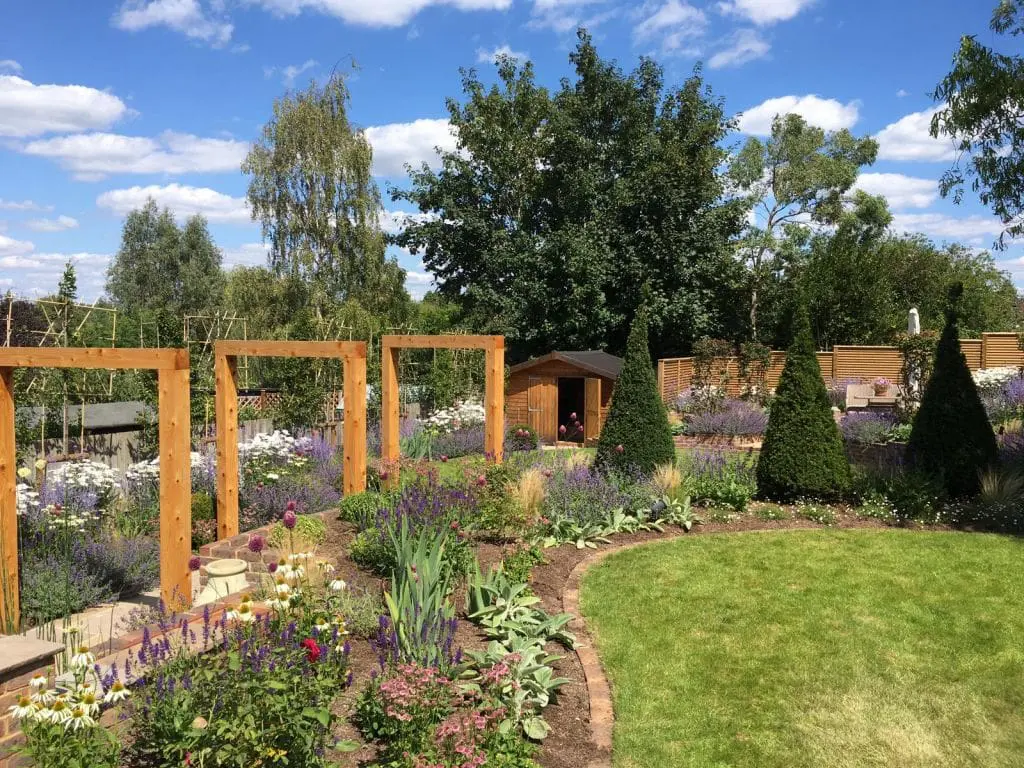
[580, 530, 1024, 768]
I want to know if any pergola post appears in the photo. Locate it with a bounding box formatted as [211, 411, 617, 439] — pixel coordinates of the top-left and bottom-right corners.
[158, 365, 192, 611]
[342, 351, 367, 494]
[381, 343, 401, 468]
[214, 353, 239, 539]
[484, 338, 505, 461]
[0, 367, 18, 632]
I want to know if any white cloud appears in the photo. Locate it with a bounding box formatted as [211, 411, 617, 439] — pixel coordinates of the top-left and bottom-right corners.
[365, 118, 456, 176]
[708, 28, 769, 68]
[0, 199, 52, 212]
[265, 59, 318, 85]
[113, 0, 233, 46]
[632, 0, 706, 54]
[380, 209, 435, 234]
[737, 94, 860, 135]
[222, 243, 270, 267]
[0, 75, 130, 138]
[891, 212, 1005, 240]
[0, 233, 35, 259]
[26, 215, 79, 232]
[717, 0, 814, 25]
[476, 45, 528, 63]
[875, 106, 957, 162]
[21, 131, 249, 180]
[896, 88, 909, 98]
[404, 270, 433, 299]
[528, 0, 607, 33]
[854, 173, 938, 210]
[0, 60, 21, 74]
[96, 184, 251, 223]
[249, 0, 511, 28]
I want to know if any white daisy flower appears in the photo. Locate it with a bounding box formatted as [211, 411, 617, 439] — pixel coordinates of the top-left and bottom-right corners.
[9, 694, 36, 720]
[329, 579, 347, 592]
[103, 680, 130, 704]
[70, 645, 95, 670]
[67, 706, 96, 730]
[29, 673, 47, 689]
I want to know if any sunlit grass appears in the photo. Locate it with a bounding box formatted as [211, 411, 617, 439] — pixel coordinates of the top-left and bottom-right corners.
[581, 530, 1024, 768]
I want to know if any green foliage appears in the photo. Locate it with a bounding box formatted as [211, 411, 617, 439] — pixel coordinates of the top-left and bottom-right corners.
[465, 563, 575, 648]
[383, 521, 458, 670]
[594, 305, 675, 474]
[394, 30, 746, 359]
[105, 199, 225, 328]
[793, 500, 837, 526]
[242, 73, 407, 314]
[501, 545, 546, 584]
[349, 528, 393, 574]
[908, 286, 999, 497]
[729, 113, 878, 338]
[267, 515, 327, 550]
[754, 503, 790, 521]
[338, 490, 386, 528]
[506, 424, 539, 452]
[757, 303, 851, 501]
[932, 1, 1024, 247]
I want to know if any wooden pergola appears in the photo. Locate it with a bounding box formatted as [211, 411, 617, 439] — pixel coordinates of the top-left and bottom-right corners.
[213, 340, 367, 540]
[0, 347, 192, 631]
[381, 335, 504, 466]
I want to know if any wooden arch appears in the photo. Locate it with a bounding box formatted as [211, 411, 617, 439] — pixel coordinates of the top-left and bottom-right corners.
[381, 335, 504, 465]
[0, 347, 192, 631]
[213, 341, 367, 540]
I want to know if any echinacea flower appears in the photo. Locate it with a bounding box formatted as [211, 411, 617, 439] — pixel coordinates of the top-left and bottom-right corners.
[78, 690, 101, 715]
[29, 673, 46, 689]
[314, 617, 331, 633]
[9, 694, 35, 720]
[103, 680, 130, 704]
[70, 645, 95, 670]
[329, 579, 346, 592]
[67, 706, 96, 730]
[227, 602, 256, 623]
[47, 698, 71, 723]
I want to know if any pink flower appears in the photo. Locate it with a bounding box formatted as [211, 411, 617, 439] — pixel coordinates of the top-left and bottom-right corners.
[476, 475, 487, 486]
[559, 424, 567, 435]
[569, 412, 577, 421]
[440, 455, 448, 463]
[267, 561, 278, 573]
[615, 444, 624, 453]
[285, 500, 297, 512]
[247, 535, 266, 553]
[188, 555, 201, 572]
[282, 510, 297, 529]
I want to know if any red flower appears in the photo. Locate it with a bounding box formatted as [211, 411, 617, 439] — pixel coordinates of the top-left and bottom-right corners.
[301, 638, 321, 663]
[559, 424, 567, 435]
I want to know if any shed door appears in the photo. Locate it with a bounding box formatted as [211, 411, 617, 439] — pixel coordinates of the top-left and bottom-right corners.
[528, 375, 557, 443]
[584, 377, 602, 444]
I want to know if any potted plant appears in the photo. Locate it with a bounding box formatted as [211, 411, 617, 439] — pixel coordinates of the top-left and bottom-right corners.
[873, 377, 892, 396]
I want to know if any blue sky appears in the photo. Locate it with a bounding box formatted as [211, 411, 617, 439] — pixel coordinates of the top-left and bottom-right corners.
[1, 0, 1020, 305]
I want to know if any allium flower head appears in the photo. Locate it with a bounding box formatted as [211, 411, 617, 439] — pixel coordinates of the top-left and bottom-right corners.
[247, 534, 266, 553]
[282, 509, 297, 529]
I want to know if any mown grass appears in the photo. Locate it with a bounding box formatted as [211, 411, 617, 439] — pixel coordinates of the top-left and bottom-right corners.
[580, 530, 1024, 768]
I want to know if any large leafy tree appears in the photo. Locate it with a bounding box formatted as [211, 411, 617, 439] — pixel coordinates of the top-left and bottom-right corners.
[394, 30, 746, 360]
[932, 0, 1024, 245]
[729, 114, 878, 340]
[243, 73, 407, 315]
[105, 199, 226, 330]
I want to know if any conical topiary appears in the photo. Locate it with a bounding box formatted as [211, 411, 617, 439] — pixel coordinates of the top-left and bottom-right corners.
[757, 301, 851, 501]
[595, 306, 675, 475]
[907, 284, 998, 497]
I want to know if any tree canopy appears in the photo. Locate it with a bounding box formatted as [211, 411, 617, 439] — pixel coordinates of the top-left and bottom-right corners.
[242, 73, 407, 315]
[394, 30, 747, 361]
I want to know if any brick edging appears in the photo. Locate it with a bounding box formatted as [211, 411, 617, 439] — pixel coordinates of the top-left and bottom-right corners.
[561, 533, 693, 768]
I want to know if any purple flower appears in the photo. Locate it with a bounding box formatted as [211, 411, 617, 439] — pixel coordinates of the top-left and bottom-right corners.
[247, 535, 266, 553]
[282, 510, 297, 530]
[188, 555, 201, 572]
[268, 561, 279, 574]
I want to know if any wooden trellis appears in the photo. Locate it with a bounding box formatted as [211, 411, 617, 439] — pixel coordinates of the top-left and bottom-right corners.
[381, 335, 504, 468]
[0, 347, 192, 632]
[213, 341, 368, 540]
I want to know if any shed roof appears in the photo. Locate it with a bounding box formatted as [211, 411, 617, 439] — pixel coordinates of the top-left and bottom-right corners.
[509, 350, 623, 379]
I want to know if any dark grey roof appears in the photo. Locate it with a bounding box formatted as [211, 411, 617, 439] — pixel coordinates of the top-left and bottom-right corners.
[18, 401, 150, 430]
[510, 350, 623, 380]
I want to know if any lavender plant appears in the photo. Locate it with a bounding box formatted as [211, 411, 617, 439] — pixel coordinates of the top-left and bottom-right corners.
[839, 412, 899, 444]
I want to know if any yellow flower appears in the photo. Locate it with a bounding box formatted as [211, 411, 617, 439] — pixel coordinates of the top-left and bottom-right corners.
[17, 467, 32, 479]
[34, 458, 47, 470]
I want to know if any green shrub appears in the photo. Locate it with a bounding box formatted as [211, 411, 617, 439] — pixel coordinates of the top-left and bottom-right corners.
[338, 490, 386, 528]
[501, 545, 546, 584]
[507, 423, 539, 452]
[267, 514, 326, 550]
[756, 302, 851, 501]
[332, 586, 386, 638]
[884, 469, 945, 523]
[350, 528, 394, 574]
[595, 304, 675, 475]
[907, 284, 998, 497]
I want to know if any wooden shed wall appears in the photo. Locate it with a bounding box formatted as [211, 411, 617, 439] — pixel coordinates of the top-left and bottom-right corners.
[507, 360, 615, 434]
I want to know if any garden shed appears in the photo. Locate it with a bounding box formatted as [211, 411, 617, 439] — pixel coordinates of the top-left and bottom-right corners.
[507, 350, 621, 444]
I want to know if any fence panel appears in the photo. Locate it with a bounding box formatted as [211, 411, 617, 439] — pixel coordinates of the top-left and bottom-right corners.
[832, 346, 903, 382]
[982, 333, 1023, 368]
